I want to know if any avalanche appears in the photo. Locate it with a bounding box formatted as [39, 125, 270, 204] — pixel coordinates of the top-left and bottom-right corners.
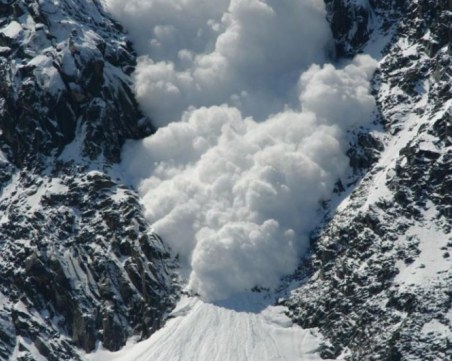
[108, 0, 378, 302]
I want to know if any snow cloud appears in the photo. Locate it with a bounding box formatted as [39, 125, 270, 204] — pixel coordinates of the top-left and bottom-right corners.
[105, 0, 333, 125]
[105, 0, 378, 301]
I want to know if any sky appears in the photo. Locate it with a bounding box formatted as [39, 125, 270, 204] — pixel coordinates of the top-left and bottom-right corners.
[105, 0, 378, 301]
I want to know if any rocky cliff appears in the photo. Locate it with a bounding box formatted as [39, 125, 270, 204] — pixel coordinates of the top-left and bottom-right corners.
[285, 0, 451, 360]
[0, 1, 177, 360]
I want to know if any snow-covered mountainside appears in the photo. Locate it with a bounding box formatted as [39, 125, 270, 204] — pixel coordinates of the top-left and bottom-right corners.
[0, 0, 450, 360]
[285, 0, 452, 359]
[0, 1, 177, 360]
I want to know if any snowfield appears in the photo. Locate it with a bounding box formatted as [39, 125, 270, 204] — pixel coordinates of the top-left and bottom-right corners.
[88, 294, 330, 361]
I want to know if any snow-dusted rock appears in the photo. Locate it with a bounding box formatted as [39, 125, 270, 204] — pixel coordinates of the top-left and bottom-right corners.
[0, 1, 177, 359]
[285, 1, 451, 360]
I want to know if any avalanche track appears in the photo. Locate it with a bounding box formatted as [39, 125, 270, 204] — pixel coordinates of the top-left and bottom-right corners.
[88, 295, 329, 361]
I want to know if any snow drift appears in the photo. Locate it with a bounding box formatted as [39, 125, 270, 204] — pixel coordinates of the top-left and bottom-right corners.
[105, 0, 378, 301]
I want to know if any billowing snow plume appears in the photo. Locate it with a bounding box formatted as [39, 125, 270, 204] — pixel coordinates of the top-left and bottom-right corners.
[122, 57, 377, 300]
[105, 0, 333, 125]
[106, 0, 378, 300]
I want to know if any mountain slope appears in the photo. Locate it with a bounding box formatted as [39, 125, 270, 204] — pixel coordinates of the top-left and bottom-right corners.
[88, 1, 451, 360]
[0, 0, 450, 360]
[0, 1, 177, 360]
[286, 0, 452, 359]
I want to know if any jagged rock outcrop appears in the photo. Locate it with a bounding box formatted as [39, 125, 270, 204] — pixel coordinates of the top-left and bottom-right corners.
[0, 1, 177, 360]
[325, 0, 406, 56]
[0, 0, 154, 166]
[285, 0, 451, 360]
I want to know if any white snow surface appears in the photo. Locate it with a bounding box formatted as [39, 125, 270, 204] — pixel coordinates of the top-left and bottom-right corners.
[421, 318, 452, 339]
[0, 21, 23, 39]
[88, 295, 330, 361]
[394, 219, 451, 290]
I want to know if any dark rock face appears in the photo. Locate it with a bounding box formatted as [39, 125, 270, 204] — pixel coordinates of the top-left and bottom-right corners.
[285, 1, 451, 360]
[325, 0, 406, 56]
[0, 1, 177, 360]
[0, 0, 153, 166]
[0, 168, 178, 360]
